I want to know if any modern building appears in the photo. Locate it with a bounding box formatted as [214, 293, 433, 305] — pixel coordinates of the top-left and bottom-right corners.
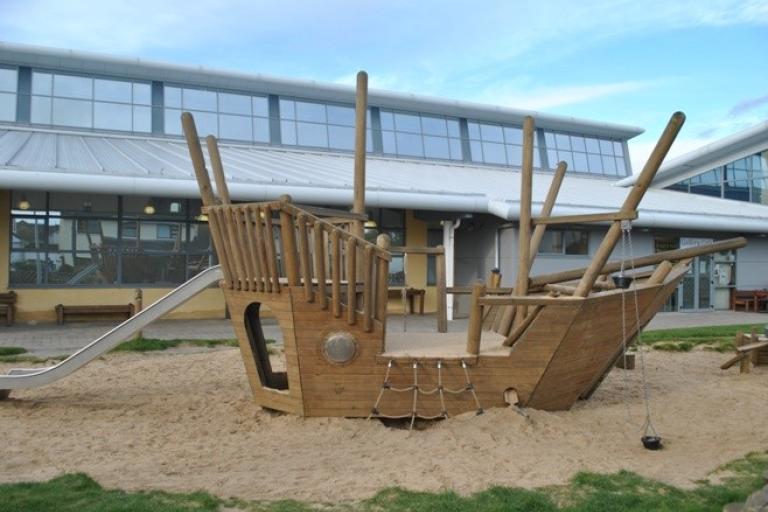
[0, 42, 766, 323]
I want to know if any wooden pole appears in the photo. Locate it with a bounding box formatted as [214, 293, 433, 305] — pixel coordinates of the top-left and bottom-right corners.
[346, 237, 357, 325]
[181, 112, 216, 207]
[528, 161, 567, 272]
[530, 237, 746, 288]
[351, 71, 368, 240]
[466, 281, 486, 355]
[511, 115, 535, 330]
[133, 288, 143, 340]
[313, 222, 327, 309]
[573, 112, 686, 297]
[205, 135, 231, 205]
[375, 234, 391, 325]
[279, 195, 299, 287]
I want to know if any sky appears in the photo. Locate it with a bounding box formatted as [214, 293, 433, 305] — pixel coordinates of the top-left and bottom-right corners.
[1, 0, 767, 172]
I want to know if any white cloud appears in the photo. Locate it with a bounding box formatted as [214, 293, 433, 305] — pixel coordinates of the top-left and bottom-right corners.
[477, 80, 655, 110]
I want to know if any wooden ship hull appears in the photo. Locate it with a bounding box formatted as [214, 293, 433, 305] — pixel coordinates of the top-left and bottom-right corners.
[181, 84, 747, 419]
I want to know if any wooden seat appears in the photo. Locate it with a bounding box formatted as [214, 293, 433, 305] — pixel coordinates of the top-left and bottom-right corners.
[0, 291, 17, 326]
[731, 289, 757, 312]
[55, 304, 135, 324]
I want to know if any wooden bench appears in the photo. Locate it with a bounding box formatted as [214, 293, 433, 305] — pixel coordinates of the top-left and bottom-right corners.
[55, 304, 135, 324]
[721, 330, 768, 373]
[0, 291, 17, 326]
[731, 289, 757, 312]
[388, 287, 426, 315]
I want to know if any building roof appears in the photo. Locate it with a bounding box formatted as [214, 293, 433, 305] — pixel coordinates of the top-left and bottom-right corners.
[1, 125, 767, 233]
[617, 121, 768, 188]
[0, 41, 644, 140]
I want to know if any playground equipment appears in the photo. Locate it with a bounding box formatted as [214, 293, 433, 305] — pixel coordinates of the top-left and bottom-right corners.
[174, 73, 746, 419]
[721, 328, 768, 374]
[0, 72, 747, 424]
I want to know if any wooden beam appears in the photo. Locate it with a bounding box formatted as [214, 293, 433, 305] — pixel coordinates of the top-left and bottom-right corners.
[503, 305, 542, 347]
[389, 246, 445, 255]
[466, 281, 485, 355]
[543, 283, 577, 295]
[529, 161, 567, 272]
[510, 115, 535, 331]
[205, 135, 231, 205]
[647, 260, 673, 285]
[530, 237, 746, 288]
[478, 295, 584, 306]
[573, 112, 686, 297]
[532, 210, 637, 226]
[181, 112, 216, 207]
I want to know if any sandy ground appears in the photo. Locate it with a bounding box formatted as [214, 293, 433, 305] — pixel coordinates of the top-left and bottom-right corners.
[1, 348, 767, 503]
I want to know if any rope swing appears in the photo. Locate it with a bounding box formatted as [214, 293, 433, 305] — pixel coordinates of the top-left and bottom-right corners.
[617, 220, 662, 450]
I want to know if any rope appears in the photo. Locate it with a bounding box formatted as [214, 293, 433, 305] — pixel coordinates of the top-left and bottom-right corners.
[621, 221, 659, 438]
[368, 359, 484, 426]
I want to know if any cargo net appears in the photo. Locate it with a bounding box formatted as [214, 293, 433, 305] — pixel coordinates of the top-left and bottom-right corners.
[368, 359, 483, 430]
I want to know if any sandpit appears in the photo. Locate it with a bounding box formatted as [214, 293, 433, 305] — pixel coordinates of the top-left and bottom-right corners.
[0, 347, 766, 503]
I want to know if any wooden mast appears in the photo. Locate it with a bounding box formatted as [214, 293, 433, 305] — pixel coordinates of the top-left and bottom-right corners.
[351, 71, 368, 239]
[572, 112, 685, 297]
[511, 116, 535, 330]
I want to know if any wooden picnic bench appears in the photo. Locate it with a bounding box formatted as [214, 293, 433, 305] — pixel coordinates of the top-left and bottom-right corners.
[721, 329, 768, 373]
[731, 289, 758, 312]
[0, 291, 17, 326]
[55, 304, 135, 324]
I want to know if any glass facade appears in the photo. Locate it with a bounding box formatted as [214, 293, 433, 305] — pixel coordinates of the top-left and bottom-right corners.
[164, 85, 270, 143]
[666, 151, 768, 204]
[279, 97, 372, 151]
[9, 191, 213, 287]
[30, 71, 151, 132]
[468, 120, 540, 168]
[380, 110, 462, 160]
[544, 130, 627, 176]
[0, 67, 17, 123]
[0, 65, 636, 177]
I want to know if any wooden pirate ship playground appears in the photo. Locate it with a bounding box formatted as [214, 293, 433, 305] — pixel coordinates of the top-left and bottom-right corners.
[0, 72, 747, 433]
[178, 74, 747, 421]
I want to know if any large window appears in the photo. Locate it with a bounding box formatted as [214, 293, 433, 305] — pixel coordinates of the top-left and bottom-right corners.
[467, 120, 538, 167]
[538, 229, 589, 255]
[363, 208, 406, 285]
[380, 110, 462, 161]
[279, 97, 372, 151]
[30, 71, 151, 132]
[0, 67, 18, 122]
[9, 192, 213, 287]
[666, 151, 768, 204]
[544, 131, 627, 177]
[164, 85, 270, 143]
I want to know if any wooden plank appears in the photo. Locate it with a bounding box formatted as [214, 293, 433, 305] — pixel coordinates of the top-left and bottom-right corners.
[313, 222, 327, 309]
[532, 210, 637, 226]
[241, 206, 263, 291]
[251, 206, 270, 292]
[181, 112, 216, 207]
[232, 207, 254, 291]
[737, 340, 768, 352]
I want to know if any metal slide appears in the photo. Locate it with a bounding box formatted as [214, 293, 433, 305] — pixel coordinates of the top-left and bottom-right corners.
[0, 265, 223, 393]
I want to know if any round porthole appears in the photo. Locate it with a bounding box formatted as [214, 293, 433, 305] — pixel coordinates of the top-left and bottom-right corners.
[322, 331, 358, 365]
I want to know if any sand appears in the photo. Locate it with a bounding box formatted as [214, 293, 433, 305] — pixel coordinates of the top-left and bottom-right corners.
[1, 348, 767, 503]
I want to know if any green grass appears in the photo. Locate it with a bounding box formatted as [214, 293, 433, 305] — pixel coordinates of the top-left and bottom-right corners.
[1, 452, 766, 511]
[0, 347, 27, 356]
[113, 337, 277, 353]
[642, 323, 765, 352]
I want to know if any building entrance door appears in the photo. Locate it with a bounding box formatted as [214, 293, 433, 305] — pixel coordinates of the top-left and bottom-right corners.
[679, 256, 714, 311]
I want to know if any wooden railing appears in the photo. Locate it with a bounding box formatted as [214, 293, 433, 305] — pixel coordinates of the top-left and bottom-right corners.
[205, 198, 392, 332]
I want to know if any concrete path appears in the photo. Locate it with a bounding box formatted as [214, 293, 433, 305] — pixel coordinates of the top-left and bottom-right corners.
[0, 311, 765, 357]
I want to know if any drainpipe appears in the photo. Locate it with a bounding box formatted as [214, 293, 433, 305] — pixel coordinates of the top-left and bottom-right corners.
[442, 217, 462, 321]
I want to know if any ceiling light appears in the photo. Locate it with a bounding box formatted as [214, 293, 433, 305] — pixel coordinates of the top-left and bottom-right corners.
[364, 220, 378, 229]
[143, 201, 156, 215]
[17, 195, 30, 211]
